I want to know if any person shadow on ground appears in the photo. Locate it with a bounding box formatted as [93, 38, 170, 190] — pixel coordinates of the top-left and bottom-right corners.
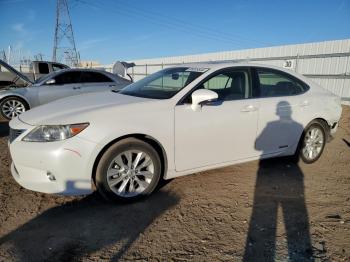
[0, 189, 178, 261]
[243, 101, 314, 261]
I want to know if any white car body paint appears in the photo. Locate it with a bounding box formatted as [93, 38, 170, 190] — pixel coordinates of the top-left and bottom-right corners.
[8, 63, 342, 195]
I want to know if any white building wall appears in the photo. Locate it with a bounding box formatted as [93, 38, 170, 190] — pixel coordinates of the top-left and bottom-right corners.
[103, 39, 350, 103]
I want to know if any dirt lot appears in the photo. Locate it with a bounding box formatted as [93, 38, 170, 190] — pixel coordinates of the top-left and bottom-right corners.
[0, 107, 349, 262]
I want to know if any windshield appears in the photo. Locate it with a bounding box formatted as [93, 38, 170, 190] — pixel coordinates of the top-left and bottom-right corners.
[119, 67, 206, 99]
[33, 71, 56, 85]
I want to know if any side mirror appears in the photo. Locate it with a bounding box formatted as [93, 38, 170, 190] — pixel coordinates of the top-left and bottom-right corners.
[171, 73, 179, 80]
[45, 79, 56, 85]
[191, 89, 218, 111]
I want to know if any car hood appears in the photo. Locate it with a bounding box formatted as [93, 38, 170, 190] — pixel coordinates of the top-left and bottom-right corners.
[0, 59, 33, 85]
[19, 91, 153, 125]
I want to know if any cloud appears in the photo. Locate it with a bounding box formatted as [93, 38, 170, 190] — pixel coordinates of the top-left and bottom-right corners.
[12, 23, 25, 33]
[79, 37, 110, 51]
[27, 10, 36, 21]
[13, 41, 24, 50]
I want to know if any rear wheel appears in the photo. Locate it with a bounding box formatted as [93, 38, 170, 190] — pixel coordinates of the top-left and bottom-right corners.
[296, 120, 326, 164]
[0, 97, 28, 120]
[95, 138, 162, 202]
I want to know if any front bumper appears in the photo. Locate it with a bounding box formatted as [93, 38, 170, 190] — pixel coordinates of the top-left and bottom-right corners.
[8, 118, 97, 195]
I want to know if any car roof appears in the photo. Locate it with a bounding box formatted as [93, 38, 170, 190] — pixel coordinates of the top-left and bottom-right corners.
[48, 68, 124, 79]
[56, 68, 112, 73]
[34, 68, 131, 86]
[32, 60, 68, 65]
[176, 61, 280, 71]
[174, 61, 309, 81]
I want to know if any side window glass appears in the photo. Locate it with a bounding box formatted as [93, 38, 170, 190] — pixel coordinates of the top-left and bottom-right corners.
[97, 73, 113, 82]
[203, 74, 231, 90]
[200, 70, 250, 101]
[80, 72, 113, 83]
[52, 64, 65, 71]
[257, 69, 305, 97]
[55, 72, 81, 85]
[38, 63, 49, 74]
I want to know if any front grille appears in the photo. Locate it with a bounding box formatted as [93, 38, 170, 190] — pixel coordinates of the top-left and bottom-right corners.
[9, 128, 25, 143]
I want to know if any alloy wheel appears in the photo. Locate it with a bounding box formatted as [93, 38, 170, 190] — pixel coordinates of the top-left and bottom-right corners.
[1, 99, 26, 119]
[302, 126, 324, 161]
[106, 150, 155, 197]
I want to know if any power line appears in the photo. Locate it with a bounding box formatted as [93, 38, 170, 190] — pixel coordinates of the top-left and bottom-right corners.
[74, 0, 270, 48]
[80, 0, 250, 47]
[108, 0, 272, 46]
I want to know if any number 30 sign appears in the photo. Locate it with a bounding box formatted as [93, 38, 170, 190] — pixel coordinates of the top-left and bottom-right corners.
[283, 60, 294, 69]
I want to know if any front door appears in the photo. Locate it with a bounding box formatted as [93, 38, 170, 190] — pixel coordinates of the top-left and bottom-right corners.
[38, 71, 82, 105]
[175, 68, 260, 171]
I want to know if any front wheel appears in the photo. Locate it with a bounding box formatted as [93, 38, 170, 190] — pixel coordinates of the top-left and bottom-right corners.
[95, 138, 162, 202]
[0, 97, 28, 120]
[297, 121, 326, 164]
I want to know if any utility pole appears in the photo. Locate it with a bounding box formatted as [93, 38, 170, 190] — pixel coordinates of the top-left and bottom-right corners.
[7, 45, 12, 64]
[52, 0, 79, 67]
[0, 50, 6, 61]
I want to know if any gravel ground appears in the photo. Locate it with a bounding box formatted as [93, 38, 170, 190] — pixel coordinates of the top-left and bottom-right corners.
[0, 107, 349, 261]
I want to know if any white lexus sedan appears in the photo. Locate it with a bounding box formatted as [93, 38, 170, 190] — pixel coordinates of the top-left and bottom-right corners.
[8, 63, 342, 202]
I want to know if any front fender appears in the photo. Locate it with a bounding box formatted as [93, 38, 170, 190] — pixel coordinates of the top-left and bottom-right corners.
[79, 123, 174, 183]
[0, 92, 32, 108]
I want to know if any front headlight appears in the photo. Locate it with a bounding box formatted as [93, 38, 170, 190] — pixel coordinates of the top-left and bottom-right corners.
[22, 123, 89, 142]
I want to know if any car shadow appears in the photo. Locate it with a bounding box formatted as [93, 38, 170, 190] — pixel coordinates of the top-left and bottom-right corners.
[244, 101, 314, 261]
[0, 121, 9, 137]
[0, 189, 179, 261]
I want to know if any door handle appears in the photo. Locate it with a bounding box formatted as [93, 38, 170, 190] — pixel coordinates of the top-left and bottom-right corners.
[109, 84, 116, 87]
[72, 86, 81, 90]
[300, 100, 310, 107]
[241, 105, 258, 112]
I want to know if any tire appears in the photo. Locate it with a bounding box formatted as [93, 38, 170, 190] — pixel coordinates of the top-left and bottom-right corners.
[295, 120, 327, 164]
[95, 138, 162, 202]
[0, 96, 28, 120]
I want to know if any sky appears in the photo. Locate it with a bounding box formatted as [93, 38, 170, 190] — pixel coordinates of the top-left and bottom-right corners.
[0, 0, 350, 64]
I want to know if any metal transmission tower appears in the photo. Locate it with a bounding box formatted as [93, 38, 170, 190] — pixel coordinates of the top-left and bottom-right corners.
[0, 50, 6, 62]
[52, 0, 79, 66]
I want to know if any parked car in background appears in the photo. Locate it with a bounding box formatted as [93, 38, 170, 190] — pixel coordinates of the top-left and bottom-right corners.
[0, 68, 131, 120]
[0, 59, 69, 88]
[8, 63, 342, 202]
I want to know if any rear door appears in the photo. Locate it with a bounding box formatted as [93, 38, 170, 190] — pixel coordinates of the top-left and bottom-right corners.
[38, 71, 82, 105]
[254, 68, 310, 155]
[80, 71, 116, 94]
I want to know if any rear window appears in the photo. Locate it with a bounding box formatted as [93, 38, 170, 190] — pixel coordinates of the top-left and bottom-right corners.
[52, 64, 66, 71]
[257, 69, 308, 97]
[80, 72, 113, 83]
[38, 63, 49, 74]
